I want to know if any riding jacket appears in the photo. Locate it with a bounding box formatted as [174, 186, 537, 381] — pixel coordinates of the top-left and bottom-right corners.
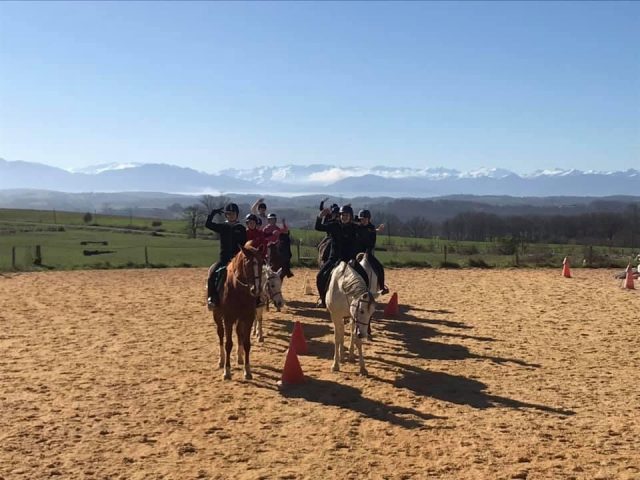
[205, 213, 247, 264]
[314, 216, 361, 263]
[358, 223, 377, 254]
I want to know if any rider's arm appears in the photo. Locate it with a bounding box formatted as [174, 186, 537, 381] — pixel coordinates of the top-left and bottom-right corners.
[205, 209, 225, 232]
[251, 198, 264, 215]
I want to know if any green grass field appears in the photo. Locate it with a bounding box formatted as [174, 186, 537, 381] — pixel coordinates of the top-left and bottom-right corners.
[1, 208, 637, 271]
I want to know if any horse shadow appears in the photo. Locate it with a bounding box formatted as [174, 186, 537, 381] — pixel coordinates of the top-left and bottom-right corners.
[267, 318, 334, 357]
[369, 360, 574, 416]
[377, 312, 538, 368]
[284, 299, 336, 322]
[278, 376, 444, 429]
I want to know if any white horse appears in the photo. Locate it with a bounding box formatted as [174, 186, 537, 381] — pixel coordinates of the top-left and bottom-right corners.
[252, 265, 285, 343]
[326, 261, 380, 375]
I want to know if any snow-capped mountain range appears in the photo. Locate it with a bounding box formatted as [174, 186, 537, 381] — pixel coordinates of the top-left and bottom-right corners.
[1, 158, 638, 197]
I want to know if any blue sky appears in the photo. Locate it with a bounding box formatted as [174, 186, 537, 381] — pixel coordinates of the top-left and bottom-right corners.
[0, 1, 638, 174]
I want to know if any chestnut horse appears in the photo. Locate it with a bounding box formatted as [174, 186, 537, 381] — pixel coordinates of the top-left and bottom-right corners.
[213, 242, 264, 380]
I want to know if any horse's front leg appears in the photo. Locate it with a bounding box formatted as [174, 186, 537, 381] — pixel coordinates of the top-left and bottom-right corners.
[214, 311, 224, 369]
[348, 318, 356, 362]
[236, 322, 245, 366]
[241, 319, 253, 380]
[223, 320, 234, 380]
[254, 306, 265, 343]
[332, 314, 345, 372]
[355, 335, 367, 375]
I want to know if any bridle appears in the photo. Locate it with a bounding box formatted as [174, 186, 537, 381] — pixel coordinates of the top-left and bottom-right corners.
[264, 269, 283, 300]
[234, 254, 262, 297]
[350, 292, 375, 330]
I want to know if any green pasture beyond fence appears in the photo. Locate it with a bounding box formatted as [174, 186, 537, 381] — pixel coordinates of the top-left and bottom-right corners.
[1, 208, 638, 271]
[1, 228, 637, 272]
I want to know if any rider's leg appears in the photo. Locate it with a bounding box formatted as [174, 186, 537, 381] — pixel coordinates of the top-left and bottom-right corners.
[316, 260, 335, 307]
[370, 254, 388, 293]
[207, 261, 222, 307]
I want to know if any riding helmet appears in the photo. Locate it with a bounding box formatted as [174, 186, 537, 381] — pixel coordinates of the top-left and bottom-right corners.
[224, 203, 239, 214]
[267, 213, 277, 219]
[245, 213, 258, 222]
[339, 205, 354, 216]
[358, 209, 371, 219]
[330, 204, 340, 214]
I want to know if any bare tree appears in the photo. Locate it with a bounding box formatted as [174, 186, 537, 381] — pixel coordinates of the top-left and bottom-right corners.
[405, 216, 433, 238]
[183, 205, 206, 238]
[200, 194, 230, 212]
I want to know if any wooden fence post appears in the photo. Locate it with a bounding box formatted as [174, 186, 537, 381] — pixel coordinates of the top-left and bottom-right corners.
[444, 245, 448, 263]
[34, 245, 42, 265]
[144, 246, 149, 266]
[296, 239, 301, 263]
[12, 246, 16, 269]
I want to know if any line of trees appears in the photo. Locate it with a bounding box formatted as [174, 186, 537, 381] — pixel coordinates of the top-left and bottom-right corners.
[375, 204, 640, 248]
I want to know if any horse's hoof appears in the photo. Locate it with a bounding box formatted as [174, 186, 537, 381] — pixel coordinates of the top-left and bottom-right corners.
[258, 336, 264, 343]
[244, 372, 253, 380]
[359, 368, 368, 376]
[223, 371, 232, 380]
[332, 364, 340, 372]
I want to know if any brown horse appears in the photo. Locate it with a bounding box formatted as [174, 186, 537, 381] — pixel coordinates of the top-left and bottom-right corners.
[213, 242, 264, 380]
[267, 231, 293, 279]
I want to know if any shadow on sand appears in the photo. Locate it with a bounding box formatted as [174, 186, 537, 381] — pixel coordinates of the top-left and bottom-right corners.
[278, 375, 443, 429]
[369, 359, 574, 416]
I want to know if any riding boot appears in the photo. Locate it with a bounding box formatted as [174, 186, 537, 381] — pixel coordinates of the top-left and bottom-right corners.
[207, 288, 220, 309]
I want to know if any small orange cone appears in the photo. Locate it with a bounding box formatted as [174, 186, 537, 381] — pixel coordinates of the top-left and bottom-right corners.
[383, 292, 399, 317]
[562, 257, 572, 278]
[291, 321, 308, 355]
[623, 264, 635, 290]
[278, 346, 305, 387]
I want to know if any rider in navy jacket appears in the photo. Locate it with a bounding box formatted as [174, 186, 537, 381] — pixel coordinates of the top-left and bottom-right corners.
[205, 203, 247, 308]
[314, 205, 369, 307]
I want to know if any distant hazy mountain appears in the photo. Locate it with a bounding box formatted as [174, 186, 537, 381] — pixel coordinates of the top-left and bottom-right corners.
[1, 158, 638, 196]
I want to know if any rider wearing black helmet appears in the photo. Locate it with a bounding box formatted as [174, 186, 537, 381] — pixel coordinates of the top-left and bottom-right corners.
[205, 202, 247, 308]
[317, 199, 340, 267]
[357, 209, 388, 294]
[251, 197, 269, 229]
[314, 203, 369, 307]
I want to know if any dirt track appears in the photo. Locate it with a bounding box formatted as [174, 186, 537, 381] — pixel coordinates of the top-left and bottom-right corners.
[1, 268, 639, 479]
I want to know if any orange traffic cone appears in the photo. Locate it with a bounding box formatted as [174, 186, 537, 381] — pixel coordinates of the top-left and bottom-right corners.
[562, 257, 571, 278]
[278, 346, 305, 387]
[291, 321, 308, 355]
[383, 292, 399, 317]
[623, 264, 635, 290]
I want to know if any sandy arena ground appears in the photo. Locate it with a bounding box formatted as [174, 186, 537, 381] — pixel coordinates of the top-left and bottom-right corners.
[1, 267, 639, 480]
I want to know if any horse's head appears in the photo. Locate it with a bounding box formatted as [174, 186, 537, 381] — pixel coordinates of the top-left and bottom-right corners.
[264, 266, 285, 311]
[238, 242, 264, 297]
[349, 291, 378, 340]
